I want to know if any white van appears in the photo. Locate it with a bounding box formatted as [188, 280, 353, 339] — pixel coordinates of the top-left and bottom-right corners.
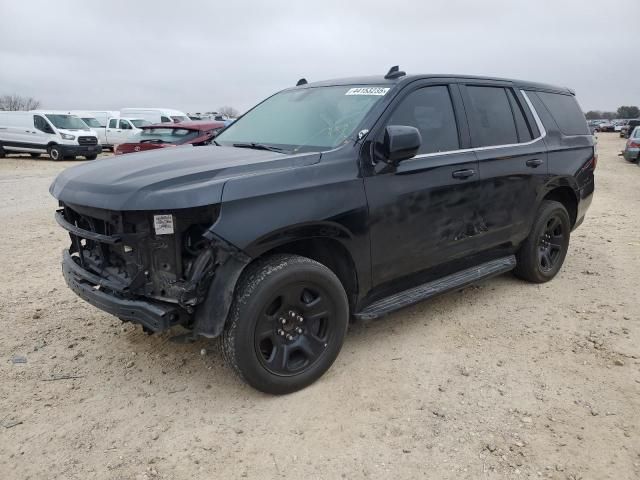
[72, 111, 119, 128]
[120, 108, 189, 124]
[0, 111, 102, 161]
[67, 112, 109, 146]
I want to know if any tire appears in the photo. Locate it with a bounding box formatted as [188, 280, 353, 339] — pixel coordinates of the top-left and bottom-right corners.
[514, 200, 571, 283]
[221, 254, 349, 395]
[0, 144, 5, 158]
[85, 154, 97, 160]
[30, 153, 41, 158]
[48, 145, 62, 161]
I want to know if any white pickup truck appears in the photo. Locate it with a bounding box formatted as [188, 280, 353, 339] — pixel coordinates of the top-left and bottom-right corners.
[85, 117, 149, 149]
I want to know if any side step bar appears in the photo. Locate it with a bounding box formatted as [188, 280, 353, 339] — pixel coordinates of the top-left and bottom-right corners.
[354, 255, 517, 321]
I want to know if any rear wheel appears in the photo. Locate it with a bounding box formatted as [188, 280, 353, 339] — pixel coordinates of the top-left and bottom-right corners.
[48, 145, 62, 161]
[85, 154, 97, 160]
[514, 200, 571, 283]
[221, 254, 349, 394]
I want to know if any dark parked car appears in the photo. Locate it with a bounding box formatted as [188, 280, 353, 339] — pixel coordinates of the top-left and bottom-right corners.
[50, 67, 595, 394]
[114, 121, 225, 155]
[621, 119, 640, 138]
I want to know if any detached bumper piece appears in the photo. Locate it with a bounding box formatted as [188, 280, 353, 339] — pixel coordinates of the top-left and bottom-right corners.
[62, 249, 184, 332]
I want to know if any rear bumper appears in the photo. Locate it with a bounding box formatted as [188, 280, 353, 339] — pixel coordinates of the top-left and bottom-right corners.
[623, 149, 639, 162]
[59, 144, 102, 156]
[62, 249, 185, 332]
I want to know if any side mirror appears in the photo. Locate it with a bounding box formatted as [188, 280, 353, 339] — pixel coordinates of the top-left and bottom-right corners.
[383, 125, 421, 164]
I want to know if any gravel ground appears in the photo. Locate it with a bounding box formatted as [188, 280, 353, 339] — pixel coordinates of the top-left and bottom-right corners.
[0, 134, 639, 480]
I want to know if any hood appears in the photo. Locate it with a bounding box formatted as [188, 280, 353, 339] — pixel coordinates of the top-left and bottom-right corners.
[50, 145, 320, 211]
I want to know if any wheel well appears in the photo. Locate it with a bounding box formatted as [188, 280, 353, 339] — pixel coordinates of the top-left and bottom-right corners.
[47, 142, 58, 149]
[259, 238, 358, 309]
[543, 187, 577, 226]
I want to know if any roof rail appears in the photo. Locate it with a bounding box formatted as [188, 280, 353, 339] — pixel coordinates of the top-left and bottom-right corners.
[384, 65, 406, 80]
[296, 78, 308, 86]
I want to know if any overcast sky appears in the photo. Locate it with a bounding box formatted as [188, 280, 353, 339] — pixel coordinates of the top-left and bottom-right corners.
[1, 0, 638, 113]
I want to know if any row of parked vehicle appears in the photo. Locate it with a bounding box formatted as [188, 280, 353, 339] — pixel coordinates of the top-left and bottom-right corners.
[0, 107, 230, 160]
[588, 118, 640, 137]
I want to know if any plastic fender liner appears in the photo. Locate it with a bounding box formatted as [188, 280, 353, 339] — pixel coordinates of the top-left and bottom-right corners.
[192, 231, 251, 338]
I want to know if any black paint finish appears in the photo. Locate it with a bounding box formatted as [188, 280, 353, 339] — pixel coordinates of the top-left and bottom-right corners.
[51, 73, 595, 332]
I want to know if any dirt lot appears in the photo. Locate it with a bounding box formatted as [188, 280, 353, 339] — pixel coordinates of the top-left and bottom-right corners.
[0, 134, 639, 480]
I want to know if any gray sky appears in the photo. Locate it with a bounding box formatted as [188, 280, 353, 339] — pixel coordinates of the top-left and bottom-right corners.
[1, 0, 638, 113]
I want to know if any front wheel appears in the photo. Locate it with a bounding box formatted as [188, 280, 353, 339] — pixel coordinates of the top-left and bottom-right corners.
[514, 200, 571, 283]
[85, 154, 97, 160]
[221, 254, 349, 395]
[48, 145, 62, 161]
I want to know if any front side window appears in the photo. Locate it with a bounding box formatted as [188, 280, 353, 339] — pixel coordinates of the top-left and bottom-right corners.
[466, 86, 518, 147]
[45, 114, 87, 130]
[161, 116, 171, 123]
[215, 85, 389, 153]
[171, 115, 188, 123]
[119, 120, 132, 130]
[385, 85, 459, 154]
[34, 115, 52, 133]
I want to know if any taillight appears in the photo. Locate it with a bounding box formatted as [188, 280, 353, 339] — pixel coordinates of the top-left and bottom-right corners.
[629, 141, 640, 148]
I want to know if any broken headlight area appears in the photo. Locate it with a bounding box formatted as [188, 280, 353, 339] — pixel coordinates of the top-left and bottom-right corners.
[57, 202, 222, 315]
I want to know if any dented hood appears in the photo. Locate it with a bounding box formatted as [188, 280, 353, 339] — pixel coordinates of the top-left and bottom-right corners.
[50, 145, 320, 211]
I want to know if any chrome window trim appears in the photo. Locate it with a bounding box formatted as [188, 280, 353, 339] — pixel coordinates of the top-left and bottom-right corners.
[411, 89, 547, 160]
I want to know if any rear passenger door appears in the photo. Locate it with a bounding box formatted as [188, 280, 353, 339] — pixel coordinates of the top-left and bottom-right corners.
[460, 83, 546, 252]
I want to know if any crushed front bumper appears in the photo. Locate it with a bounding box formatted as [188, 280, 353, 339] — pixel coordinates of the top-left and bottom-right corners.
[62, 248, 186, 332]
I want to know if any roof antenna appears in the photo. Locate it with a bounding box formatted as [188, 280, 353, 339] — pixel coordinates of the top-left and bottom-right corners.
[384, 65, 406, 79]
[296, 78, 308, 86]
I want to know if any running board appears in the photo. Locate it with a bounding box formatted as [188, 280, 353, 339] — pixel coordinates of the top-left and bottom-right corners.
[354, 255, 517, 321]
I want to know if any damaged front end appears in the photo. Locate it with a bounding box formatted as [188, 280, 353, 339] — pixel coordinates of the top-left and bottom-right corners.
[57, 202, 249, 335]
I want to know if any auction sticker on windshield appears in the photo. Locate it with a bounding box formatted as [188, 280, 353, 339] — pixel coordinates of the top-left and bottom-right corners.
[345, 87, 390, 96]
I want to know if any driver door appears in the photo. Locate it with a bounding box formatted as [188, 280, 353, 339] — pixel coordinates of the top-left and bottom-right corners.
[364, 83, 483, 289]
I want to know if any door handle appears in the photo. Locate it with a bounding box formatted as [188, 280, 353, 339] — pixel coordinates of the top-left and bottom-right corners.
[526, 158, 544, 168]
[452, 168, 476, 179]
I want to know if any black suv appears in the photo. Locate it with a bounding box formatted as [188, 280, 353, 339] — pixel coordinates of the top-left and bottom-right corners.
[51, 67, 595, 394]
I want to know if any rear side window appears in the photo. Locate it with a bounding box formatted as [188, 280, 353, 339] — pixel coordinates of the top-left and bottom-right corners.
[465, 86, 518, 147]
[33, 115, 50, 132]
[386, 85, 459, 154]
[108, 119, 117, 128]
[535, 92, 589, 135]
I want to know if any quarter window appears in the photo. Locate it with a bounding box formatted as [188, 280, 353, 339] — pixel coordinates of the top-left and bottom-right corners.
[535, 91, 590, 136]
[466, 86, 518, 147]
[386, 86, 459, 155]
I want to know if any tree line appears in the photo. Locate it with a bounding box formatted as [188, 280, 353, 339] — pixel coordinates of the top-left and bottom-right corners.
[0, 94, 41, 111]
[585, 106, 639, 120]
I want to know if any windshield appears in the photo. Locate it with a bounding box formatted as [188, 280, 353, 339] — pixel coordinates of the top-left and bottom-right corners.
[81, 117, 102, 128]
[171, 116, 189, 123]
[138, 127, 200, 144]
[45, 114, 88, 130]
[215, 85, 389, 153]
[131, 119, 151, 128]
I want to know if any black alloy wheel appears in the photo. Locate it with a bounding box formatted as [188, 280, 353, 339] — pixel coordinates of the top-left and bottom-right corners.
[222, 254, 349, 394]
[254, 282, 335, 376]
[537, 214, 565, 273]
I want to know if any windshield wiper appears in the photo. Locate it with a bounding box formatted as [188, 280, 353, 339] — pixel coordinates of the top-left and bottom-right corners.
[232, 142, 287, 153]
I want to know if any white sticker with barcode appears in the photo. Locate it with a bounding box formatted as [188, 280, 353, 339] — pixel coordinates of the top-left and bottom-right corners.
[345, 87, 390, 96]
[153, 214, 174, 235]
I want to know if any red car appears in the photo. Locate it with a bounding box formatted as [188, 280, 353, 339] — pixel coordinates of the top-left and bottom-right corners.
[114, 121, 225, 155]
